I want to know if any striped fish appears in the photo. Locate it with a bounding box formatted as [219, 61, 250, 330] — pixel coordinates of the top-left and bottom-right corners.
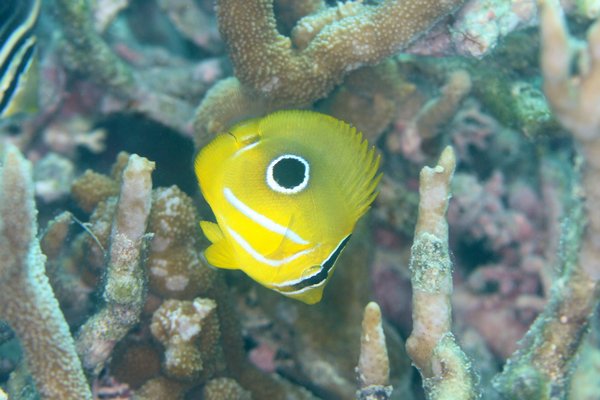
[0, 0, 40, 118]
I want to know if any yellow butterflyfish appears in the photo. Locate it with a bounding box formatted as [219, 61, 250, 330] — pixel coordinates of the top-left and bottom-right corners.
[195, 110, 381, 304]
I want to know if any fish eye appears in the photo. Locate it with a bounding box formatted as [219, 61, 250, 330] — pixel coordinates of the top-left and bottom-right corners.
[266, 154, 309, 194]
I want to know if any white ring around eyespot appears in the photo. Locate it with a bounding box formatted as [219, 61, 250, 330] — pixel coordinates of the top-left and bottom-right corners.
[266, 154, 310, 194]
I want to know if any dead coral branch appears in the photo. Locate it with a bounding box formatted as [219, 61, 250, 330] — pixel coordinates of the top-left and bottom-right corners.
[76, 154, 155, 376]
[356, 301, 393, 400]
[0, 145, 91, 399]
[405, 146, 479, 400]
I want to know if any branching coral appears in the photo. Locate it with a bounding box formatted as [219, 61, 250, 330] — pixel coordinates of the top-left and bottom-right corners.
[323, 60, 416, 141]
[218, 0, 464, 104]
[491, 1, 600, 397]
[157, 0, 222, 53]
[51, 0, 213, 135]
[146, 186, 217, 299]
[389, 69, 472, 162]
[0, 145, 91, 399]
[5, 0, 600, 398]
[203, 377, 252, 400]
[194, 0, 466, 144]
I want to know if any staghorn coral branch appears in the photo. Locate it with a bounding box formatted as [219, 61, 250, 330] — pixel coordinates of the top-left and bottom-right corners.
[53, 0, 196, 135]
[539, 0, 600, 259]
[539, 0, 600, 143]
[396, 69, 472, 162]
[414, 70, 472, 141]
[195, 0, 465, 145]
[491, 1, 600, 397]
[53, 0, 135, 97]
[405, 146, 479, 400]
[157, 0, 222, 53]
[492, 191, 598, 398]
[193, 77, 274, 147]
[217, 0, 465, 105]
[76, 154, 155, 376]
[0, 145, 91, 399]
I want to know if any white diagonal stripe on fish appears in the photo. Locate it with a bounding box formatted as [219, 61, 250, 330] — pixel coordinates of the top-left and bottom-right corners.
[226, 226, 314, 267]
[223, 187, 309, 245]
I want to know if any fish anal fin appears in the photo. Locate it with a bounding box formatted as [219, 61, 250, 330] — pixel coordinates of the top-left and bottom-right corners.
[200, 221, 224, 243]
[204, 239, 238, 270]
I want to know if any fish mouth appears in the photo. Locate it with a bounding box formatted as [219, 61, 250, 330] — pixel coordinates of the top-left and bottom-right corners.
[273, 234, 352, 295]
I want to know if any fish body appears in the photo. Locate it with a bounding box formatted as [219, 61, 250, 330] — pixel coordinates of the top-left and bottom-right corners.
[195, 111, 381, 304]
[0, 0, 40, 119]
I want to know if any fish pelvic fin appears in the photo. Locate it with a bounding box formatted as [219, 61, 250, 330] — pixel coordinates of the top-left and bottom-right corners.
[204, 239, 238, 270]
[200, 220, 224, 243]
[201, 220, 238, 269]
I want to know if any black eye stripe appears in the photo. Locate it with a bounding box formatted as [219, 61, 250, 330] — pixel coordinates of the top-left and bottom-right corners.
[277, 235, 351, 293]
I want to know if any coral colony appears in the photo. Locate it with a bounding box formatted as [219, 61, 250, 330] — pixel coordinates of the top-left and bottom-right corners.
[1, 0, 600, 399]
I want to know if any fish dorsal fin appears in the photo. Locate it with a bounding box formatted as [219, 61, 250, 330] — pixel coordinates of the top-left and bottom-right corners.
[336, 129, 382, 221]
[200, 220, 224, 244]
[259, 111, 381, 223]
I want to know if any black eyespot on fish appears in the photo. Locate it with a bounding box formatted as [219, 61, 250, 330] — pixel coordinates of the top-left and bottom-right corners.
[273, 156, 306, 188]
[266, 154, 310, 194]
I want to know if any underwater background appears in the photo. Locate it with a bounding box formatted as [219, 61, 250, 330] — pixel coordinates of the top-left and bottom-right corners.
[1, 0, 600, 399]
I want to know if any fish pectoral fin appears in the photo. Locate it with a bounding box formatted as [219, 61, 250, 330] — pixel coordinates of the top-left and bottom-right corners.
[204, 239, 238, 270]
[200, 221, 224, 243]
[266, 215, 308, 259]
